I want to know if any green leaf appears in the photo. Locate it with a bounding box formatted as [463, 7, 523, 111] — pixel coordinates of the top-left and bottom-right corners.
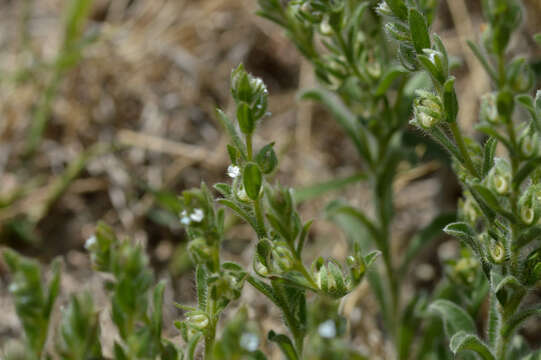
[428, 299, 476, 337]
[367, 270, 390, 335]
[243, 163, 263, 200]
[467, 40, 498, 81]
[443, 222, 477, 252]
[408, 8, 431, 53]
[443, 77, 458, 122]
[482, 137, 498, 177]
[151, 281, 166, 337]
[247, 275, 283, 309]
[325, 201, 381, 248]
[266, 212, 291, 243]
[386, 0, 408, 20]
[186, 332, 202, 360]
[503, 306, 541, 338]
[400, 212, 456, 273]
[513, 158, 541, 190]
[476, 124, 512, 151]
[449, 331, 495, 360]
[514, 225, 541, 250]
[63, 0, 95, 49]
[56, 292, 102, 359]
[45, 258, 62, 319]
[495, 275, 526, 317]
[293, 172, 366, 203]
[218, 199, 260, 234]
[237, 102, 255, 135]
[374, 66, 408, 96]
[418, 54, 444, 84]
[516, 94, 541, 133]
[216, 108, 246, 157]
[267, 331, 299, 360]
[296, 220, 313, 256]
[255, 143, 278, 174]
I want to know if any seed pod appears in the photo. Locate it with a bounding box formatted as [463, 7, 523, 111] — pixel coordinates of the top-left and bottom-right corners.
[487, 158, 511, 195]
[480, 92, 500, 124]
[489, 242, 505, 264]
[186, 313, 209, 330]
[518, 186, 541, 225]
[519, 129, 539, 159]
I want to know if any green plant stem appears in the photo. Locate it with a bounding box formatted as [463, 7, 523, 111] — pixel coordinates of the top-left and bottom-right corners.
[246, 134, 253, 160]
[373, 163, 400, 349]
[253, 198, 266, 239]
[205, 299, 218, 360]
[449, 122, 479, 178]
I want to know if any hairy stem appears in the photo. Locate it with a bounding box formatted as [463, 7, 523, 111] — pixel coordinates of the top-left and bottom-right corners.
[449, 121, 479, 178]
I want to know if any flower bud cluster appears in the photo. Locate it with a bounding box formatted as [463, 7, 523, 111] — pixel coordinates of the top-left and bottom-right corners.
[230, 64, 269, 135]
[411, 91, 444, 129]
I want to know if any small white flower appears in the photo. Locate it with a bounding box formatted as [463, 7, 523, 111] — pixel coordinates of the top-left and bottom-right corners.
[320, 17, 332, 35]
[190, 208, 204, 222]
[240, 332, 259, 352]
[84, 235, 97, 250]
[318, 319, 336, 338]
[180, 210, 191, 225]
[227, 165, 241, 178]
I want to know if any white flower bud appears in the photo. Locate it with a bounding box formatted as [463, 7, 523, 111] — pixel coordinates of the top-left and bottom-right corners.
[227, 164, 241, 178]
[255, 260, 269, 276]
[190, 208, 204, 222]
[320, 17, 332, 35]
[318, 319, 336, 338]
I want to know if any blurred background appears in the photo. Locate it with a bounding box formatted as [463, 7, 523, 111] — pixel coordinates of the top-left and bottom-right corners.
[0, 0, 540, 357]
